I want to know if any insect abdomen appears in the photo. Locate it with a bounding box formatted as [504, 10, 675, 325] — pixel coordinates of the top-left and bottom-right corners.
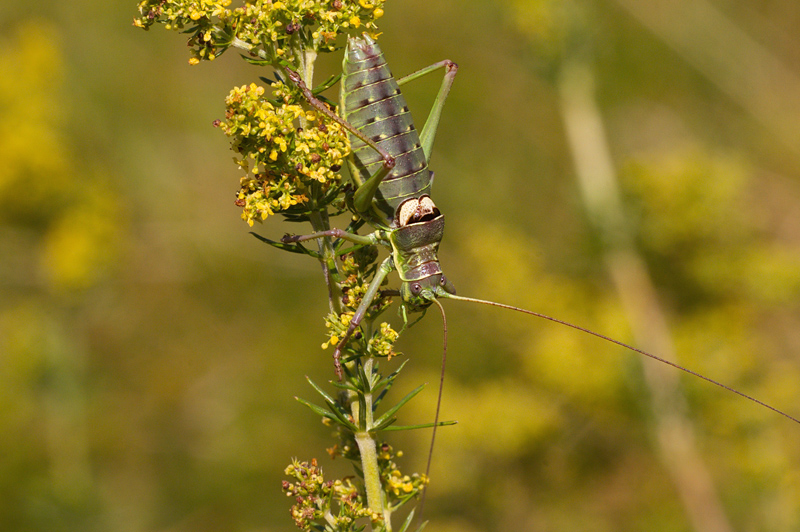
[341, 35, 431, 224]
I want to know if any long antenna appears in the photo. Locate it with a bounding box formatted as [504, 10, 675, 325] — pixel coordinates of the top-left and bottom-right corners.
[443, 293, 800, 425]
[417, 298, 448, 523]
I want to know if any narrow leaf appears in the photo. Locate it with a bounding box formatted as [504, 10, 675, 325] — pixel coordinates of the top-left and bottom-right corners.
[397, 509, 416, 532]
[294, 397, 336, 421]
[330, 378, 359, 392]
[371, 384, 425, 429]
[249, 232, 319, 257]
[372, 416, 396, 431]
[393, 491, 422, 511]
[375, 359, 409, 390]
[312, 73, 342, 94]
[241, 55, 273, 67]
[374, 360, 410, 408]
[322, 399, 358, 431]
[382, 420, 458, 431]
[302, 377, 357, 431]
[305, 376, 339, 405]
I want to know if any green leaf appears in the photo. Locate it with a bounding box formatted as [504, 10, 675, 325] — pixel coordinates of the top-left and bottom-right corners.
[305, 376, 340, 405]
[397, 509, 417, 532]
[294, 396, 337, 421]
[312, 73, 342, 94]
[371, 384, 425, 430]
[249, 232, 319, 257]
[375, 359, 408, 390]
[240, 55, 273, 67]
[393, 492, 422, 512]
[300, 377, 358, 431]
[309, 397, 357, 432]
[382, 420, 457, 431]
[414, 521, 429, 532]
[374, 360, 409, 408]
[355, 359, 373, 391]
[356, 392, 368, 431]
[372, 416, 396, 431]
[330, 378, 359, 392]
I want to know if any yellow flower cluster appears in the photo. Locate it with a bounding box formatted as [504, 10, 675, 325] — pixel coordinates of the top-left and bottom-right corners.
[322, 312, 354, 350]
[134, 0, 386, 64]
[220, 81, 349, 225]
[283, 458, 375, 530]
[368, 322, 399, 359]
[233, 0, 385, 60]
[322, 312, 398, 360]
[377, 443, 427, 500]
[386, 470, 419, 496]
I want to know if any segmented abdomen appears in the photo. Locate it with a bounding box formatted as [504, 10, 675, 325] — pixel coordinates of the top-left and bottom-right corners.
[341, 35, 431, 225]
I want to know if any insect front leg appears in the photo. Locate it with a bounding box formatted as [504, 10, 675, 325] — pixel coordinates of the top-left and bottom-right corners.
[282, 230, 393, 378]
[332, 256, 396, 379]
[396, 302, 428, 336]
[396, 59, 459, 162]
[284, 68, 396, 216]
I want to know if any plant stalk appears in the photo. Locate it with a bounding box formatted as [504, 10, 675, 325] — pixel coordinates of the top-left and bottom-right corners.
[354, 431, 385, 528]
[352, 356, 387, 528]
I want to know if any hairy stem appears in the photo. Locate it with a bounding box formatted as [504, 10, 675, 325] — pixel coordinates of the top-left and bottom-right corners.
[351, 357, 387, 528]
[355, 432, 383, 517]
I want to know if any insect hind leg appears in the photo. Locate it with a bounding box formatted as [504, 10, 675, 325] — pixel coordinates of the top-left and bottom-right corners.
[396, 59, 458, 162]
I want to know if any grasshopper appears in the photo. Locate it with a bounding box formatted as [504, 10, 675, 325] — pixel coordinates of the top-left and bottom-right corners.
[282, 35, 799, 425]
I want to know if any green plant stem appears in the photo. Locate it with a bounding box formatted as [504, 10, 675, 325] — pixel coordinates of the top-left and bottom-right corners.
[295, 44, 386, 526]
[354, 431, 386, 529]
[308, 208, 343, 315]
[230, 34, 342, 314]
[232, 30, 389, 529]
[303, 48, 318, 87]
[350, 357, 388, 529]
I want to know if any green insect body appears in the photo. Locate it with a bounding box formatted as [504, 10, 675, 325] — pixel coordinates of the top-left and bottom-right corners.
[284, 34, 459, 373]
[340, 35, 456, 308]
[341, 35, 433, 223]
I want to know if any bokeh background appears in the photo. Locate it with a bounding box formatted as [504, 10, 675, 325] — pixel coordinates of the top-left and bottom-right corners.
[3, 1, 800, 531]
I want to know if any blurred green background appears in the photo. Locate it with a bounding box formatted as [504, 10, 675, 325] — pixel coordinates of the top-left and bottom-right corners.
[2, 1, 800, 531]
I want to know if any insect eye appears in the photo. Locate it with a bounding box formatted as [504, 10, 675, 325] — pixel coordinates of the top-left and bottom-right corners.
[439, 276, 447, 286]
[411, 282, 422, 295]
